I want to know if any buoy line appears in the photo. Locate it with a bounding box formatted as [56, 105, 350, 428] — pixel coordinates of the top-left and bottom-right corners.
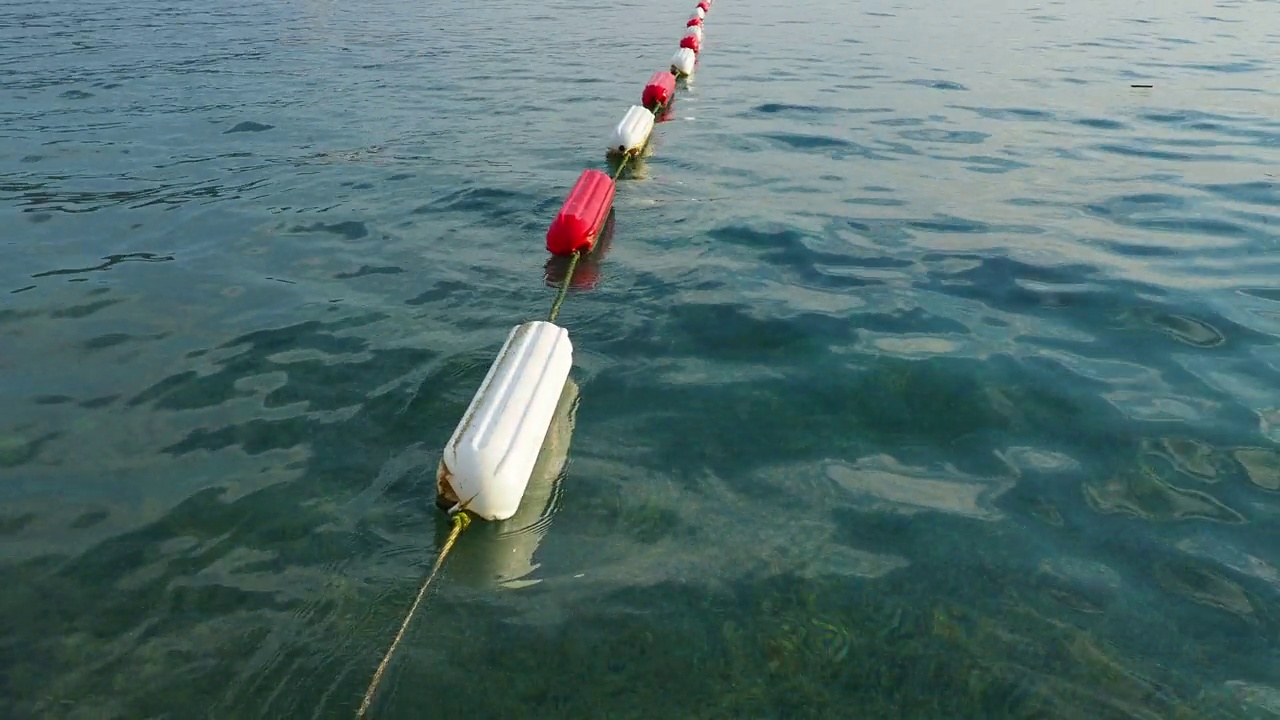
[355, 2, 718, 716]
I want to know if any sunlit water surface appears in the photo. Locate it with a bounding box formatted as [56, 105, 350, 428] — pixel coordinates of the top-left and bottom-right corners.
[3, 0, 1280, 717]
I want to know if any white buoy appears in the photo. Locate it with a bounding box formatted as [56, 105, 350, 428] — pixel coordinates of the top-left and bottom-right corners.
[437, 320, 573, 521]
[692, 7, 705, 20]
[448, 377, 579, 590]
[608, 104, 656, 157]
[684, 25, 703, 42]
[671, 47, 696, 78]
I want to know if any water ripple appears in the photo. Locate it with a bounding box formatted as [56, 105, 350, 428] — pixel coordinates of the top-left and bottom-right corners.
[4, 0, 1280, 716]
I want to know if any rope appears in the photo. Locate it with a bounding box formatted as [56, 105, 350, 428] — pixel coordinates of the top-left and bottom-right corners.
[612, 151, 632, 180]
[546, 250, 581, 324]
[355, 510, 472, 720]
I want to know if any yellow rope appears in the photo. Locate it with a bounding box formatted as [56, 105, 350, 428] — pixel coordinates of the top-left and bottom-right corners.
[612, 151, 631, 181]
[356, 511, 472, 719]
[546, 250, 581, 324]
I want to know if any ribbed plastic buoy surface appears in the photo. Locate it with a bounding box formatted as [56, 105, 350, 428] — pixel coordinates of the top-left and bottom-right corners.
[608, 104, 656, 157]
[684, 25, 703, 41]
[546, 169, 616, 256]
[697, 0, 710, 12]
[642, 70, 676, 110]
[437, 321, 574, 522]
[680, 34, 701, 54]
[692, 7, 705, 20]
[687, 16, 702, 27]
[671, 47, 697, 77]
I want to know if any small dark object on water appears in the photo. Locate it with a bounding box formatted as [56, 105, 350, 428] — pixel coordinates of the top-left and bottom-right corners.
[224, 121, 274, 134]
[1131, 84, 1154, 88]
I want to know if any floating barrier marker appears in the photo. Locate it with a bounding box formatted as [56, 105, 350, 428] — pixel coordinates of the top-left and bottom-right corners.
[671, 47, 697, 78]
[357, 2, 727, 715]
[642, 70, 676, 111]
[544, 210, 614, 291]
[546, 169, 616, 257]
[608, 104, 657, 160]
[448, 376, 580, 590]
[436, 321, 575, 522]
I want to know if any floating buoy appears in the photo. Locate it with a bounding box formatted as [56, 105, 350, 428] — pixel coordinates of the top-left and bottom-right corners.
[608, 104, 656, 159]
[642, 70, 676, 111]
[545, 169, 616, 256]
[687, 16, 702, 27]
[684, 25, 703, 42]
[692, 7, 706, 20]
[544, 210, 614, 290]
[680, 34, 701, 54]
[671, 47, 696, 77]
[445, 376, 579, 590]
[697, 0, 710, 11]
[436, 321, 574, 522]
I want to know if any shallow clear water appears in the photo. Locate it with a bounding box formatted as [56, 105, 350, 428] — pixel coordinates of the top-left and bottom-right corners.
[4, 0, 1280, 717]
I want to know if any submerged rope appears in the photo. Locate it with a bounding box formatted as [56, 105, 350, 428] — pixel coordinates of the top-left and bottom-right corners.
[356, 510, 472, 719]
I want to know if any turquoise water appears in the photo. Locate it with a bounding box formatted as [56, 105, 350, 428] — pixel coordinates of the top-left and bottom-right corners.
[4, 0, 1280, 716]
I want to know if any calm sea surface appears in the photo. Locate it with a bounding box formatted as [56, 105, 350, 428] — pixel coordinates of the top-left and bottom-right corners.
[4, 0, 1280, 717]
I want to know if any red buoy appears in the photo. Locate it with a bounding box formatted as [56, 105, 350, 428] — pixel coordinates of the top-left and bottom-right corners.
[697, 0, 710, 11]
[687, 17, 702, 27]
[545, 210, 614, 290]
[680, 34, 701, 53]
[642, 70, 676, 110]
[546, 169, 615, 256]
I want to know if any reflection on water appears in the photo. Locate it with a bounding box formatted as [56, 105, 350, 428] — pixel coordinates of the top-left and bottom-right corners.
[824, 454, 1013, 521]
[1155, 558, 1257, 622]
[1034, 556, 1123, 615]
[1143, 436, 1222, 482]
[1234, 448, 1280, 492]
[4, 0, 1280, 717]
[1084, 464, 1245, 524]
